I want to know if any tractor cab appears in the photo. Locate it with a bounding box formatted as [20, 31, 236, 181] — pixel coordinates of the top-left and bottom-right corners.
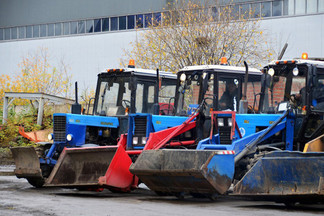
[260, 56, 324, 150]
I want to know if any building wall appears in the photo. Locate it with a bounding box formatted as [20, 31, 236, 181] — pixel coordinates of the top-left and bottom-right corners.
[0, 0, 168, 27]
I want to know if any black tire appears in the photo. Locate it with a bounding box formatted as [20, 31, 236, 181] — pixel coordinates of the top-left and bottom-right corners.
[27, 177, 45, 188]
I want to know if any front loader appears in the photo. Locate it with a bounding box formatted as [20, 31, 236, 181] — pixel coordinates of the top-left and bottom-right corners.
[130, 55, 324, 203]
[44, 62, 262, 192]
[11, 65, 177, 188]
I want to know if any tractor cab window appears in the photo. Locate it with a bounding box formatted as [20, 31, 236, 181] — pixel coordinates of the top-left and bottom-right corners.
[260, 66, 306, 113]
[176, 71, 214, 116]
[313, 76, 324, 110]
[96, 77, 131, 116]
[159, 79, 177, 115]
[218, 78, 239, 111]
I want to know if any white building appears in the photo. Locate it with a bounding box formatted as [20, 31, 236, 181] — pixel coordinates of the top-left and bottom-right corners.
[0, 0, 323, 91]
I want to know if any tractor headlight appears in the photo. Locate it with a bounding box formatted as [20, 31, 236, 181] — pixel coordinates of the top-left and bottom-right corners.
[268, 68, 275, 76]
[48, 133, 53, 141]
[180, 73, 186, 82]
[142, 137, 147, 145]
[218, 118, 224, 126]
[293, 67, 299, 76]
[66, 134, 73, 141]
[228, 118, 232, 127]
[133, 137, 138, 145]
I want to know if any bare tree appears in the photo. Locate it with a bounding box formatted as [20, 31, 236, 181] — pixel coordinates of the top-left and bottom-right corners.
[122, 0, 274, 71]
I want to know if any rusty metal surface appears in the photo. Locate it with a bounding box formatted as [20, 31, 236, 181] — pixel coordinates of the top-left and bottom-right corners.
[130, 149, 234, 195]
[45, 147, 118, 187]
[10, 147, 42, 178]
[233, 151, 324, 202]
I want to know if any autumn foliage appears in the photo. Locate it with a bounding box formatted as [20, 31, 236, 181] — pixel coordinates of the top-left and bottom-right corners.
[122, 0, 274, 72]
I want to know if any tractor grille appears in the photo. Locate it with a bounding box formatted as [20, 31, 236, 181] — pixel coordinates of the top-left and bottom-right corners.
[219, 126, 232, 144]
[134, 117, 147, 137]
[53, 116, 66, 142]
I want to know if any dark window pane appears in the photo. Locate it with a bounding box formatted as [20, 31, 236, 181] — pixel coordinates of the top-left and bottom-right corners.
[241, 4, 250, 19]
[136, 14, 144, 28]
[19, 27, 25, 39]
[48, 24, 54, 36]
[231, 5, 240, 20]
[251, 3, 260, 18]
[26, 26, 32, 38]
[211, 7, 218, 21]
[320, 0, 324, 12]
[0, 28, 4, 40]
[111, 17, 118, 31]
[71, 22, 77, 34]
[127, 15, 135, 29]
[119, 16, 126, 30]
[102, 18, 109, 31]
[162, 11, 171, 25]
[272, 0, 282, 16]
[153, 12, 161, 26]
[11, 27, 17, 39]
[144, 13, 152, 27]
[5, 28, 10, 40]
[86, 20, 94, 33]
[40, 24, 47, 37]
[94, 19, 101, 32]
[63, 22, 69, 35]
[261, 2, 271, 17]
[33, 25, 39, 37]
[55, 23, 61, 36]
[78, 21, 85, 34]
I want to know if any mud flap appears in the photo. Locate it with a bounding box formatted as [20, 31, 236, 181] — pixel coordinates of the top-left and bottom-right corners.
[130, 149, 235, 195]
[11, 147, 42, 178]
[233, 151, 324, 203]
[45, 145, 135, 190]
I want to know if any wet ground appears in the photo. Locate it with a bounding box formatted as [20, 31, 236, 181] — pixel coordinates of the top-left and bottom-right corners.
[0, 174, 323, 216]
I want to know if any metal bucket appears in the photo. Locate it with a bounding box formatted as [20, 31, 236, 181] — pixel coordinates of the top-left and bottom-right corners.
[130, 149, 235, 195]
[233, 151, 324, 203]
[11, 147, 42, 178]
[45, 145, 135, 190]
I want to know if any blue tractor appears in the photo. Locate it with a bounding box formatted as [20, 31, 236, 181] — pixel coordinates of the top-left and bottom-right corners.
[130, 56, 324, 203]
[43, 62, 263, 192]
[11, 66, 177, 188]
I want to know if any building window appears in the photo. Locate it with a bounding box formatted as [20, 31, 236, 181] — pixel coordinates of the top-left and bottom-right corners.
[26, 26, 33, 38]
[211, 7, 219, 21]
[94, 19, 101, 32]
[272, 0, 282, 16]
[251, 3, 261, 18]
[119, 16, 126, 30]
[0, 29, 3, 40]
[55, 23, 62, 36]
[48, 24, 54, 36]
[127, 15, 135, 29]
[153, 12, 161, 26]
[86, 20, 94, 33]
[102, 18, 109, 31]
[18, 27, 25, 39]
[230, 4, 240, 20]
[11, 27, 17, 39]
[111, 17, 118, 31]
[136, 14, 144, 28]
[295, 0, 306, 14]
[307, 0, 317, 14]
[320, 0, 324, 12]
[40, 24, 47, 37]
[283, 0, 294, 15]
[240, 4, 250, 19]
[33, 25, 39, 37]
[78, 21, 85, 34]
[261, 2, 271, 17]
[5, 28, 10, 40]
[63, 22, 70, 35]
[71, 21, 78, 34]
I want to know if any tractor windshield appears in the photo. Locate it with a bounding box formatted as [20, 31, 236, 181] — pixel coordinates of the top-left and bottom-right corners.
[260, 65, 306, 113]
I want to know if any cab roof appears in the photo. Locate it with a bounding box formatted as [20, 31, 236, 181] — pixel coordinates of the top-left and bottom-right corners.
[268, 59, 324, 68]
[178, 65, 262, 76]
[100, 68, 177, 79]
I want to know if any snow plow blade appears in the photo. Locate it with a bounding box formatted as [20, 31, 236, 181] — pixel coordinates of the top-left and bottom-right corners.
[130, 149, 235, 195]
[11, 147, 42, 178]
[233, 151, 324, 203]
[45, 145, 135, 191]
